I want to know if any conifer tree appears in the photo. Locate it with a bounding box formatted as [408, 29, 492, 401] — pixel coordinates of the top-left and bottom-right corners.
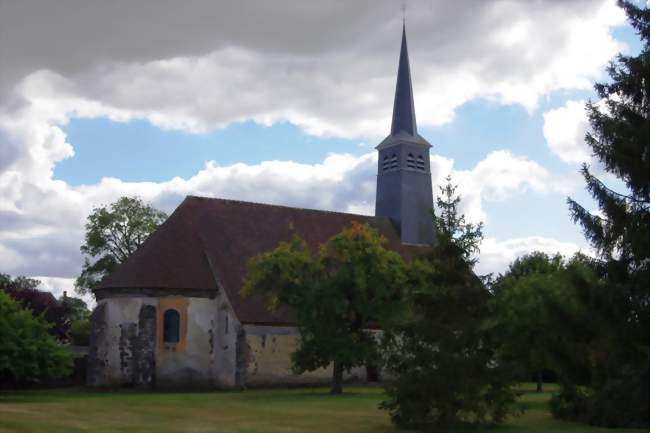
[562, 1, 649, 426]
[435, 175, 484, 264]
[382, 175, 518, 428]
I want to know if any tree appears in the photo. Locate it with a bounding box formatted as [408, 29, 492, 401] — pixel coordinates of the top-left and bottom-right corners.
[434, 175, 483, 264]
[242, 223, 407, 394]
[562, 1, 649, 427]
[75, 196, 167, 295]
[381, 176, 519, 428]
[60, 295, 91, 346]
[61, 296, 91, 322]
[0, 273, 41, 291]
[0, 291, 73, 386]
[68, 319, 91, 346]
[493, 252, 575, 393]
[1, 279, 72, 342]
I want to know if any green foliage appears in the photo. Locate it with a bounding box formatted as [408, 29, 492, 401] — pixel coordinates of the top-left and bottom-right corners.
[61, 296, 91, 322]
[493, 253, 592, 392]
[0, 291, 73, 385]
[434, 175, 484, 264]
[563, 1, 649, 427]
[1, 278, 72, 342]
[0, 273, 41, 291]
[382, 183, 519, 429]
[551, 367, 649, 428]
[242, 223, 407, 394]
[68, 319, 91, 346]
[75, 196, 167, 296]
[545, 256, 650, 427]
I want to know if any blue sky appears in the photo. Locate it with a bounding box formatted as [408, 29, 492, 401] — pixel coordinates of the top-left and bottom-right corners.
[53, 19, 643, 186]
[52, 27, 641, 249]
[0, 0, 645, 297]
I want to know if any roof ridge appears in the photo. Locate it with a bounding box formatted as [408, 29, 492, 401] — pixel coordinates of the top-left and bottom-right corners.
[185, 195, 379, 219]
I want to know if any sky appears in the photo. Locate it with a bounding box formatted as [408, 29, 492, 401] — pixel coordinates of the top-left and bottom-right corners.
[0, 0, 645, 301]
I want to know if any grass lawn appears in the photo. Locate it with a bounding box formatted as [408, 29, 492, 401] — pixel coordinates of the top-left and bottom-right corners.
[0, 383, 645, 433]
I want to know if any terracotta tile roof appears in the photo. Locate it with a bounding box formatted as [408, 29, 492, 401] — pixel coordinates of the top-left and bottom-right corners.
[98, 196, 426, 325]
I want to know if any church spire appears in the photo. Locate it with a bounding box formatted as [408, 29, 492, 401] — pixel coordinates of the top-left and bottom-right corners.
[375, 23, 435, 246]
[391, 24, 417, 136]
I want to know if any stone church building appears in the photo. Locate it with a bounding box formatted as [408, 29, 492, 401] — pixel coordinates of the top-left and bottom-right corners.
[88, 26, 436, 389]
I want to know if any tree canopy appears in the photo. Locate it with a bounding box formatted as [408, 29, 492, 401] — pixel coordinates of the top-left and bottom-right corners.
[0, 273, 41, 291]
[0, 291, 73, 385]
[0, 276, 72, 342]
[434, 175, 483, 264]
[75, 196, 167, 295]
[562, 1, 649, 427]
[242, 222, 407, 394]
[382, 175, 519, 428]
[493, 252, 588, 393]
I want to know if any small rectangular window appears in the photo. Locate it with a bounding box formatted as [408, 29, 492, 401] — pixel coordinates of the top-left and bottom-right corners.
[225, 314, 229, 335]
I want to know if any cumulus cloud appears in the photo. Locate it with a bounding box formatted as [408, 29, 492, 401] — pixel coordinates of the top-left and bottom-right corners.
[475, 236, 586, 276]
[0, 0, 626, 296]
[0, 0, 625, 139]
[447, 150, 578, 223]
[0, 152, 378, 281]
[0, 143, 576, 284]
[543, 99, 591, 163]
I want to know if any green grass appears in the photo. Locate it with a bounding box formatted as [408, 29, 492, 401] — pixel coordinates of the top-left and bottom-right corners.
[0, 384, 645, 433]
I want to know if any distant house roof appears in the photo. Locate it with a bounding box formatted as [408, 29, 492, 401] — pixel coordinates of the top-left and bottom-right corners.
[98, 196, 425, 325]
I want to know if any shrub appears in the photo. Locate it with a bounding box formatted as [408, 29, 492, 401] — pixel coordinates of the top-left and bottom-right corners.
[1, 282, 71, 341]
[551, 367, 650, 428]
[69, 319, 91, 346]
[0, 291, 73, 385]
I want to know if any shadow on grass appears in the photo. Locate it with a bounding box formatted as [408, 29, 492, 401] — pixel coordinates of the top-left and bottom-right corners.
[0, 385, 381, 406]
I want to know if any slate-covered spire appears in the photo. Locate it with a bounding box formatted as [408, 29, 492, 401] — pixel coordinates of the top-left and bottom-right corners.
[391, 24, 417, 136]
[375, 23, 435, 246]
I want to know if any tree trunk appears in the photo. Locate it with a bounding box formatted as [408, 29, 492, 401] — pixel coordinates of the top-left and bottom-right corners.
[536, 370, 543, 393]
[331, 361, 343, 395]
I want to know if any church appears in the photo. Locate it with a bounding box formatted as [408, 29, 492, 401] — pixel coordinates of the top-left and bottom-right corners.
[88, 26, 436, 389]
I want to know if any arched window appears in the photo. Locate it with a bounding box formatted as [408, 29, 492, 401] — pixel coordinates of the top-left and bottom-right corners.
[163, 309, 180, 343]
[416, 155, 425, 171]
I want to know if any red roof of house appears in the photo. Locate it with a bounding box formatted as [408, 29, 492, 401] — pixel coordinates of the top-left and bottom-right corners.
[98, 196, 425, 325]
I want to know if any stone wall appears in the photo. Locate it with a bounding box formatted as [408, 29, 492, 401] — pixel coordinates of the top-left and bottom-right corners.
[88, 295, 238, 389]
[89, 296, 369, 389]
[238, 324, 367, 387]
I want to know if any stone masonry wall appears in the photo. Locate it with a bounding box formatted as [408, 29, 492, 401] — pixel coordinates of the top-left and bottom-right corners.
[240, 324, 367, 387]
[88, 295, 238, 389]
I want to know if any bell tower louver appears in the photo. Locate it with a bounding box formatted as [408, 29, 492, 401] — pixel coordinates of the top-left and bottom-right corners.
[375, 24, 435, 245]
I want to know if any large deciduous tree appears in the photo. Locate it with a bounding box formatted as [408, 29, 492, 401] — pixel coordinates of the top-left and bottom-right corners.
[75, 197, 167, 295]
[493, 252, 583, 393]
[381, 175, 519, 429]
[563, 1, 649, 427]
[242, 223, 407, 394]
[0, 273, 41, 291]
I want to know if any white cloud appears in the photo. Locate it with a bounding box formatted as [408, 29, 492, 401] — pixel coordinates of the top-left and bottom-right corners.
[543, 99, 591, 163]
[0, 0, 626, 141]
[0, 144, 576, 286]
[0, 0, 626, 297]
[476, 236, 587, 276]
[448, 150, 578, 223]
